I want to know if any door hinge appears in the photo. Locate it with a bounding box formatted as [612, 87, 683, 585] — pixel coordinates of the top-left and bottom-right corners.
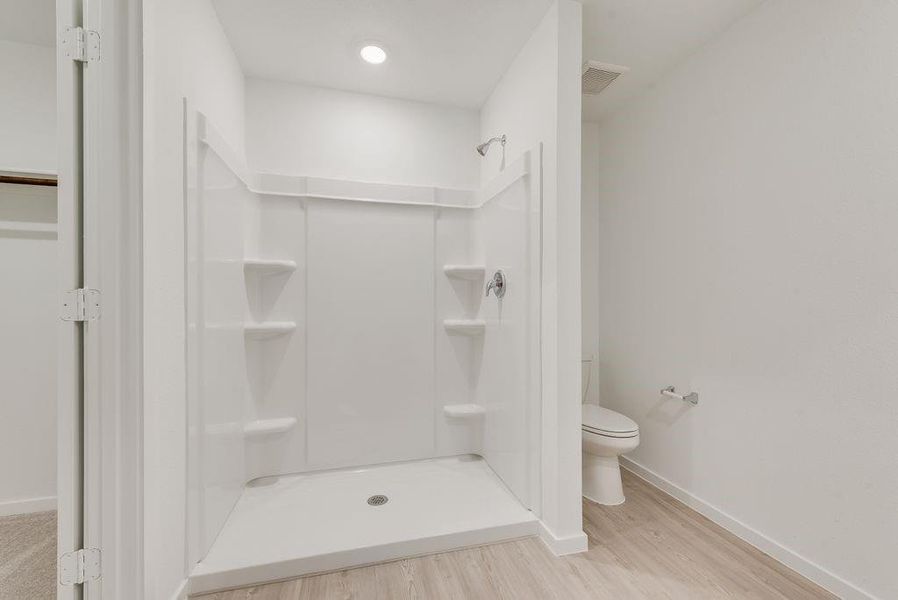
[61, 288, 101, 322]
[62, 26, 100, 63]
[59, 548, 101, 585]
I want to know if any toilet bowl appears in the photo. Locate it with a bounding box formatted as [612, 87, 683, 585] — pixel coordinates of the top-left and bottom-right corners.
[582, 404, 639, 506]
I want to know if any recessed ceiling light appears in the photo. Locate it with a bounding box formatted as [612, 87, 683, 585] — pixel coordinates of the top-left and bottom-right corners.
[360, 45, 387, 65]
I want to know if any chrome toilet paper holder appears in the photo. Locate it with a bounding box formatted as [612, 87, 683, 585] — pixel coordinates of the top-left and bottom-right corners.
[661, 386, 699, 405]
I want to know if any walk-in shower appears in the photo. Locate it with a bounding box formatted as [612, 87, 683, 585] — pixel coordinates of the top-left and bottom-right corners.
[185, 110, 543, 592]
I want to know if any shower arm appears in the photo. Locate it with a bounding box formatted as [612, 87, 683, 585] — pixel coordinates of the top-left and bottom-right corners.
[476, 134, 507, 156]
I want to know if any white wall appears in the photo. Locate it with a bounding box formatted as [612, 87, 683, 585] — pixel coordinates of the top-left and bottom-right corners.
[0, 40, 55, 173]
[594, 1, 898, 597]
[0, 36, 57, 516]
[246, 79, 480, 190]
[581, 121, 600, 405]
[0, 184, 56, 515]
[142, 0, 245, 596]
[480, 0, 585, 551]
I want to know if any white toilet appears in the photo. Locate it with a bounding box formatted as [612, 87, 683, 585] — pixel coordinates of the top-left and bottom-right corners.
[582, 403, 639, 505]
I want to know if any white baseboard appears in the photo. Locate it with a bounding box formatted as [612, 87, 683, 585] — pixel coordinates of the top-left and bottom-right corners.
[538, 520, 588, 556]
[0, 496, 56, 517]
[620, 457, 878, 600]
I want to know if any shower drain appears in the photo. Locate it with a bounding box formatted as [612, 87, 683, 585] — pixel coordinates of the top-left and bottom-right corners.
[367, 494, 389, 506]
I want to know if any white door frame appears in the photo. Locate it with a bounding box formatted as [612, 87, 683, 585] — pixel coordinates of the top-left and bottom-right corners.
[57, 0, 144, 597]
[56, 0, 85, 598]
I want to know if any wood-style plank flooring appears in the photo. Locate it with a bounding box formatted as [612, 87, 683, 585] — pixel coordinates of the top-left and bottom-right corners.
[0, 510, 56, 600]
[193, 471, 836, 599]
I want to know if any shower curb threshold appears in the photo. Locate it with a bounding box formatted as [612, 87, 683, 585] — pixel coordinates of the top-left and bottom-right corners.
[187, 519, 537, 594]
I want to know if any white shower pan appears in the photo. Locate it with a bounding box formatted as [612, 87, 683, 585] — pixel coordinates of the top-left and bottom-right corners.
[188, 455, 537, 594]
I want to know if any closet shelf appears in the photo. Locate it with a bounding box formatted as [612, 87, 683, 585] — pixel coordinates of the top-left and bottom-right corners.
[443, 265, 486, 280]
[243, 417, 298, 439]
[0, 220, 57, 234]
[243, 258, 297, 276]
[443, 404, 486, 418]
[244, 321, 296, 339]
[443, 319, 486, 336]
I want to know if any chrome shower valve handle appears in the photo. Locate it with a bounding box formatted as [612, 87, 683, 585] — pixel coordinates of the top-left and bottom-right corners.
[486, 270, 506, 299]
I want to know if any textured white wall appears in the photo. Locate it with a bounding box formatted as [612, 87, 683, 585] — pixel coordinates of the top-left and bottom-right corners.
[142, 0, 246, 596]
[0, 40, 55, 173]
[595, 1, 898, 597]
[246, 79, 480, 190]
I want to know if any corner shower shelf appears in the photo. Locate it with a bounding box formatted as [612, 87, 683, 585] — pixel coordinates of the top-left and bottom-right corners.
[243, 417, 298, 440]
[243, 258, 297, 276]
[244, 321, 296, 339]
[443, 265, 486, 280]
[443, 319, 486, 336]
[443, 404, 486, 418]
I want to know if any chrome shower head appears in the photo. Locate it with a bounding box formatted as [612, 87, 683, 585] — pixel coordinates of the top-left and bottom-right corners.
[476, 134, 506, 156]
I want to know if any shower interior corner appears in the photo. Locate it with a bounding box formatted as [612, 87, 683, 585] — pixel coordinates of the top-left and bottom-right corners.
[185, 106, 543, 593]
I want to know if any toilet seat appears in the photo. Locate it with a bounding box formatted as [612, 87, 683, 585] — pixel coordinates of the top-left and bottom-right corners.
[582, 404, 638, 439]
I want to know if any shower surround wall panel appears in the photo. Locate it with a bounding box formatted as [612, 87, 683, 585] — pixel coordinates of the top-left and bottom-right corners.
[473, 155, 541, 511]
[435, 207, 482, 456]
[306, 201, 436, 468]
[186, 114, 252, 565]
[244, 194, 307, 482]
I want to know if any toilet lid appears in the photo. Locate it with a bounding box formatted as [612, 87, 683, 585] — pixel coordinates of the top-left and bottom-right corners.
[582, 404, 638, 437]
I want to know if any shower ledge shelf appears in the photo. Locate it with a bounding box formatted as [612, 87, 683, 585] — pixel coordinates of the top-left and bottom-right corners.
[443, 404, 486, 418]
[243, 258, 297, 276]
[244, 321, 296, 339]
[443, 319, 486, 336]
[243, 417, 298, 439]
[443, 265, 486, 280]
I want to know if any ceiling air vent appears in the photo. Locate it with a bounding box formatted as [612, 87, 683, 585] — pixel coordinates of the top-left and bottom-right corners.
[582, 60, 629, 95]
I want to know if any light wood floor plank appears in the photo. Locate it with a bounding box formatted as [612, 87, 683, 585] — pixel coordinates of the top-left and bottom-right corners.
[193, 471, 837, 600]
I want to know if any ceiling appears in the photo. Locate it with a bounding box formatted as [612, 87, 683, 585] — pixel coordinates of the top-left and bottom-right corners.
[581, 0, 764, 122]
[0, 0, 764, 116]
[0, 0, 55, 46]
[212, 0, 554, 109]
